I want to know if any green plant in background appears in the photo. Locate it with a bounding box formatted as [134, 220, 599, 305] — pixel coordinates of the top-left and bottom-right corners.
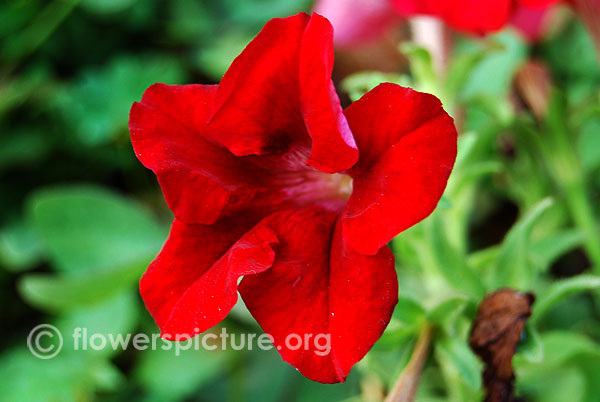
[344, 21, 600, 401]
[1, 1, 600, 401]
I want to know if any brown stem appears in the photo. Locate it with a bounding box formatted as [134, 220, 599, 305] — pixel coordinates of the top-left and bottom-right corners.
[384, 324, 434, 402]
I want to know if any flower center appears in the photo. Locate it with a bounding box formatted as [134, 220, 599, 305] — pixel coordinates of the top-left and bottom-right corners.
[331, 173, 353, 199]
[280, 170, 353, 212]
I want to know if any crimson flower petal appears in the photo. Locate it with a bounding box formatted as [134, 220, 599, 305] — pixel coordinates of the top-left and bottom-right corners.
[239, 207, 397, 383]
[130, 84, 242, 225]
[207, 13, 358, 173]
[343, 84, 457, 255]
[299, 14, 358, 172]
[392, 0, 513, 34]
[140, 217, 278, 339]
[130, 83, 305, 225]
[518, 0, 562, 7]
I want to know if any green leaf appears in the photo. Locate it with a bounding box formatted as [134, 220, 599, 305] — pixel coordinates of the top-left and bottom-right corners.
[459, 31, 527, 100]
[529, 230, 584, 273]
[167, 0, 216, 42]
[578, 119, 600, 173]
[541, 20, 600, 82]
[80, 0, 136, 15]
[27, 185, 167, 274]
[18, 261, 145, 312]
[467, 245, 499, 272]
[539, 331, 600, 367]
[135, 340, 229, 401]
[0, 1, 38, 38]
[517, 323, 544, 363]
[492, 198, 554, 289]
[518, 366, 586, 402]
[194, 31, 252, 80]
[518, 332, 600, 402]
[364, 337, 414, 384]
[296, 370, 361, 402]
[374, 326, 417, 353]
[54, 291, 139, 358]
[437, 195, 453, 209]
[533, 275, 600, 322]
[243, 348, 297, 402]
[427, 298, 468, 329]
[0, 221, 44, 272]
[445, 50, 485, 98]
[376, 296, 426, 350]
[425, 213, 485, 298]
[579, 356, 600, 402]
[341, 71, 410, 102]
[435, 334, 482, 390]
[56, 55, 185, 145]
[393, 295, 427, 328]
[447, 161, 503, 196]
[225, 0, 312, 28]
[400, 43, 438, 95]
[0, 349, 123, 402]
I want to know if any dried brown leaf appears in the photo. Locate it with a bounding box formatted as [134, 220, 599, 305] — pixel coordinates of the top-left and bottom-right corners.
[469, 289, 535, 402]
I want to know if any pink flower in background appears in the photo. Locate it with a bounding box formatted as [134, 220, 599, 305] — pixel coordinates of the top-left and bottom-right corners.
[510, 5, 554, 42]
[314, 0, 402, 46]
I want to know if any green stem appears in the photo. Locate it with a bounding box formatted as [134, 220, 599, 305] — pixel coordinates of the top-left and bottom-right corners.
[564, 178, 600, 270]
[544, 93, 600, 271]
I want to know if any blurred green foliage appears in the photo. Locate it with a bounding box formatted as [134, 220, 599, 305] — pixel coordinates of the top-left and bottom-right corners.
[1, 1, 600, 402]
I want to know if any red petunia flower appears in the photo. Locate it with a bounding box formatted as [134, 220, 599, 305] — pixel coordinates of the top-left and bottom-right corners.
[391, 0, 561, 35]
[129, 13, 457, 383]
